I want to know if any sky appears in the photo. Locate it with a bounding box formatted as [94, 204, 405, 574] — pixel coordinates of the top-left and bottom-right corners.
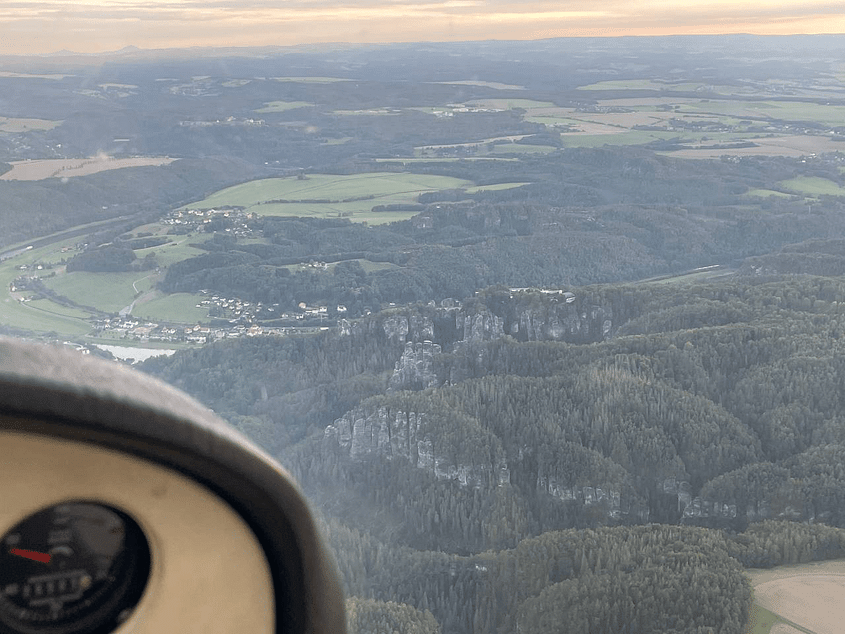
[0, 0, 844, 56]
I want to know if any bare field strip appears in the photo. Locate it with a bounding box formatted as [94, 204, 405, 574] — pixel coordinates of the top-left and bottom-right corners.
[433, 80, 525, 90]
[746, 560, 845, 634]
[0, 156, 176, 181]
[753, 574, 845, 634]
[0, 117, 61, 132]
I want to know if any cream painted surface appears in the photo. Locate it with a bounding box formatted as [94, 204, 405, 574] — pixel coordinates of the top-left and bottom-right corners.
[0, 430, 274, 634]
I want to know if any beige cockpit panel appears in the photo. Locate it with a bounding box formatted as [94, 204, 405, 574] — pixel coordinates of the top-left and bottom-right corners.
[0, 430, 274, 634]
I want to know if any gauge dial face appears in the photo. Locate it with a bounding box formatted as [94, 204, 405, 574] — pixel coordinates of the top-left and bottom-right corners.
[0, 502, 150, 634]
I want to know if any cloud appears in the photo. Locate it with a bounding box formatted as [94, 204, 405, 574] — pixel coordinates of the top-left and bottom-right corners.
[0, 0, 843, 54]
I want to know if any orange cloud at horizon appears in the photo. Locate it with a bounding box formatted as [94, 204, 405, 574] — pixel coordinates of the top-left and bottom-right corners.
[0, 1, 842, 55]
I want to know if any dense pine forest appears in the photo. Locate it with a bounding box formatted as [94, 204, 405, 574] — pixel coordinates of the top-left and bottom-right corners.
[142, 272, 845, 633]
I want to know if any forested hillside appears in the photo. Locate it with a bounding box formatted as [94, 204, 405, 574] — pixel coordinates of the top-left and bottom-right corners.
[8, 34, 845, 634]
[156, 148, 845, 319]
[142, 274, 845, 633]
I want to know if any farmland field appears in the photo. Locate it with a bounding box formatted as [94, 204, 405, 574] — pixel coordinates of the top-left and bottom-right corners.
[255, 101, 313, 113]
[133, 292, 208, 323]
[665, 135, 845, 158]
[0, 156, 176, 181]
[559, 130, 679, 148]
[180, 172, 473, 224]
[745, 560, 845, 634]
[0, 117, 61, 133]
[432, 80, 525, 90]
[464, 182, 529, 193]
[780, 176, 845, 197]
[133, 237, 212, 269]
[44, 271, 155, 314]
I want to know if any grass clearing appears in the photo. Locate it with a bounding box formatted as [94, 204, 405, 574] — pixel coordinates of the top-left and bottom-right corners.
[0, 296, 91, 335]
[133, 292, 208, 323]
[181, 172, 472, 224]
[781, 176, 845, 197]
[744, 604, 783, 634]
[134, 237, 212, 269]
[744, 189, 793, 198]
[255, 101, 313, 113]
[44, 271, 152, 314]
[0, 241, 95, 336]
[559, 130, 679, 148]
[465, 182, 530, 193]
[354, 259, 401, 273]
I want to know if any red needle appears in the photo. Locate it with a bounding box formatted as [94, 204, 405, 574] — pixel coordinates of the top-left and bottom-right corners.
[9, 548, 51, 564]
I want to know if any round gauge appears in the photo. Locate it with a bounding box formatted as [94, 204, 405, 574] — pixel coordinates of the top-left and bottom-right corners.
[0, 502, 150, 634]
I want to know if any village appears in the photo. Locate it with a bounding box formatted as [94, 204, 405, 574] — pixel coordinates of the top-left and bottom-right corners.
[93, 291, 342, 344]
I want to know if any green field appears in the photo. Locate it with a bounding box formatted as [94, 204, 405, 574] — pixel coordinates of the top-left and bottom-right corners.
[0, 243, 94, 336]
[44, 271, 155, 314]
[181, 172, 473, 224]
[0, 117, 62, 133]
[467, 99, 556, 110]
[133, 292, 208, 323]
[465, 182, 530, 193]
[780, 176, 845, 197]
[683, 99, 845, 126]
[134, 237, 211, 268]
[578, 79, 668, 91]
[255, 101, 313, 113]
[353, 259, 401, 273]
[743, 604, 782, 634]
[558, 130, 680, 148]
[0, 296, 91, 335]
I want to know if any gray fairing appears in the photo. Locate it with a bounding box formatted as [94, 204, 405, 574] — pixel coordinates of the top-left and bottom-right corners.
[0, 337, 346, 634]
